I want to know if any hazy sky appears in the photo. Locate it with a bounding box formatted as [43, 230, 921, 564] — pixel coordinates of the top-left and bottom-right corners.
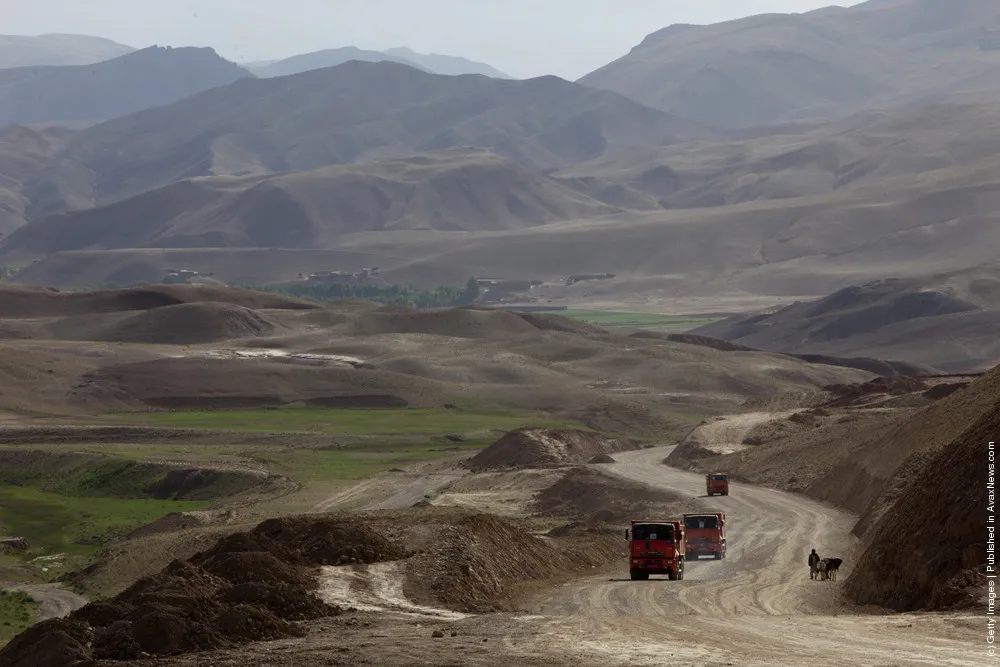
[3, 1, 864, 78]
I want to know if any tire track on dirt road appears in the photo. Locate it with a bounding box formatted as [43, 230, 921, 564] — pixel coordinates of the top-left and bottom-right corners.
[519, 421, 980, 666]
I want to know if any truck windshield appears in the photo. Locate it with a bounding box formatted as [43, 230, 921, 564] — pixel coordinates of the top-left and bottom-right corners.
[710, 475, 728, 481]
[632, 525, 674, 542]
[684, 516, 719, 529]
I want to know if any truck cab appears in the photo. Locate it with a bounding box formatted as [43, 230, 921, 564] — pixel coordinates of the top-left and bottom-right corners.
[683, 512, 726, 560]
[706, 472, 730, 496]
[626, 520, 685, 581]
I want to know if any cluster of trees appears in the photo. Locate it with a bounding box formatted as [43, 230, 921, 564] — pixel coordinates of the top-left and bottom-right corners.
[257, 277, 481, 309]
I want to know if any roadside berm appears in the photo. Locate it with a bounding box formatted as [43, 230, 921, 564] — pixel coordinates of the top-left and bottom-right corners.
[467, 427, 638, 470]
[0, 517, 403, 666]
[0, 507, 624, 665]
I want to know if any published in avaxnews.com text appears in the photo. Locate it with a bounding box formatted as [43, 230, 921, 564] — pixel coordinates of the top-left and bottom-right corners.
[988, 440, 996, 659]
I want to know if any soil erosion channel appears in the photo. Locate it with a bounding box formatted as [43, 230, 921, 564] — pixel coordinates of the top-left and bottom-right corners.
[513, 443, 979, 666]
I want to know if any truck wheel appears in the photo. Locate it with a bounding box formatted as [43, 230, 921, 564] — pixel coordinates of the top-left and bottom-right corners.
[667, 569, 676, 581]
[714, 551, 722, 560]
[630, 570, 648, 581]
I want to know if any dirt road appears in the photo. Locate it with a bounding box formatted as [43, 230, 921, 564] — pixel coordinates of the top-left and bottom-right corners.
[681, 411, 796, 455]
[516, 445, 980, 666]
[8, 583, 87, 621]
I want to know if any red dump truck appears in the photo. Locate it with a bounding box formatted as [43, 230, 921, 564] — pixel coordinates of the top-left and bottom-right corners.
[683, 512, 726, 560]
[706, 472, 730, 496]
[626, 519, 686, 581]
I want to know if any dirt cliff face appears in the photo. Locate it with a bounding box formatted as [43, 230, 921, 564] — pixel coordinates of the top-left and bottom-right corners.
[843, 397, 994, 611]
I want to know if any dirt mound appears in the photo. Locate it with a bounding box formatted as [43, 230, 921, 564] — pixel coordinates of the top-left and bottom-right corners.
[587, 453, 616, 464]
[533, 466, 695, 524]
[1, 516, 405, 664]
[467, 428, 637, 471]
[844, 392, 994, 611]
[0, 618, 93, 667]
[403, 512, 619, 613]
[350, 306, 541, 339]
[252, 516, 407, 565]
[81, 302, 280, 344]
[0, 283, 314, 318]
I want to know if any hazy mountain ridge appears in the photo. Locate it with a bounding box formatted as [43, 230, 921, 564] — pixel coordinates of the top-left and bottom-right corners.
[580, 0, 1000, 128]
[0, 149, 627, 257]
[0, 33, 135, 68]
[0, 46, 253, 127]
[0, 60, 712, 221]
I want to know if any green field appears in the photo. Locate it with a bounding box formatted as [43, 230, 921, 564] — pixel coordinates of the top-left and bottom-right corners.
[258, 440, 488, 481]
[538, 309, 722, 330]
[120, 407, 582, 435]
[0, 591, 36, 645]
[0, 485, 206, 560]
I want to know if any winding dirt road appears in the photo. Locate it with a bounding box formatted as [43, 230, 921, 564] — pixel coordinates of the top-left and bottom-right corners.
[8, 583, 87, 621]
[513, 445, 980, 666]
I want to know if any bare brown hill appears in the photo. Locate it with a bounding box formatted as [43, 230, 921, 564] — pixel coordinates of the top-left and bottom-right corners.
[695, 266, 1000, 373]
[0, 34, 134, 69]
[0, 283, 314, 317]
[0, 284, 873, 426]
[843, 394, 992, 611]
[579, 0, 1000, 128]
[0, 46, 252, 127]
[18, 138, 1000, 302]
[557, 102, 1000, 209]
[10, 60, 712, 219]
[0, 149, 624, 257]
[49, 302, 283, 345]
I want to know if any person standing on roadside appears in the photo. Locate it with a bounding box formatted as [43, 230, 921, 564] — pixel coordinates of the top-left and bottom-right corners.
[808, 548, 820, 580]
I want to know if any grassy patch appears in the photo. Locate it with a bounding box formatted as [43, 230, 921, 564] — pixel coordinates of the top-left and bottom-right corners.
[262, 440, 487, 482]
[0, 485, 206, 562]
[536, 309, 722, 331]
[0, 458, 167, 499]
[0, 590, 37, 646]
[119, 407, 582, 435]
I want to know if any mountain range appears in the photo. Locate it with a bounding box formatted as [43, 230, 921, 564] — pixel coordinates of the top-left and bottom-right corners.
[580, 0, 1000, 128]
[1, 0, 1000, 370]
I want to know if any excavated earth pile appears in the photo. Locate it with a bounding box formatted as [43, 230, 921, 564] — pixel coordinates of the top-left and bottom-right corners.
[533, 466, 699, 524]
[401, 511, 620, 613]
[843, 392, 995, 611]
[0, 517, 404, 666]
[467, 427, 638, 470]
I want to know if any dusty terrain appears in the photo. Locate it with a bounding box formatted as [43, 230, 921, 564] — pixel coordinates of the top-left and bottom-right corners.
[0, 284, 873, 428]
[5, 431, 979, 666]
